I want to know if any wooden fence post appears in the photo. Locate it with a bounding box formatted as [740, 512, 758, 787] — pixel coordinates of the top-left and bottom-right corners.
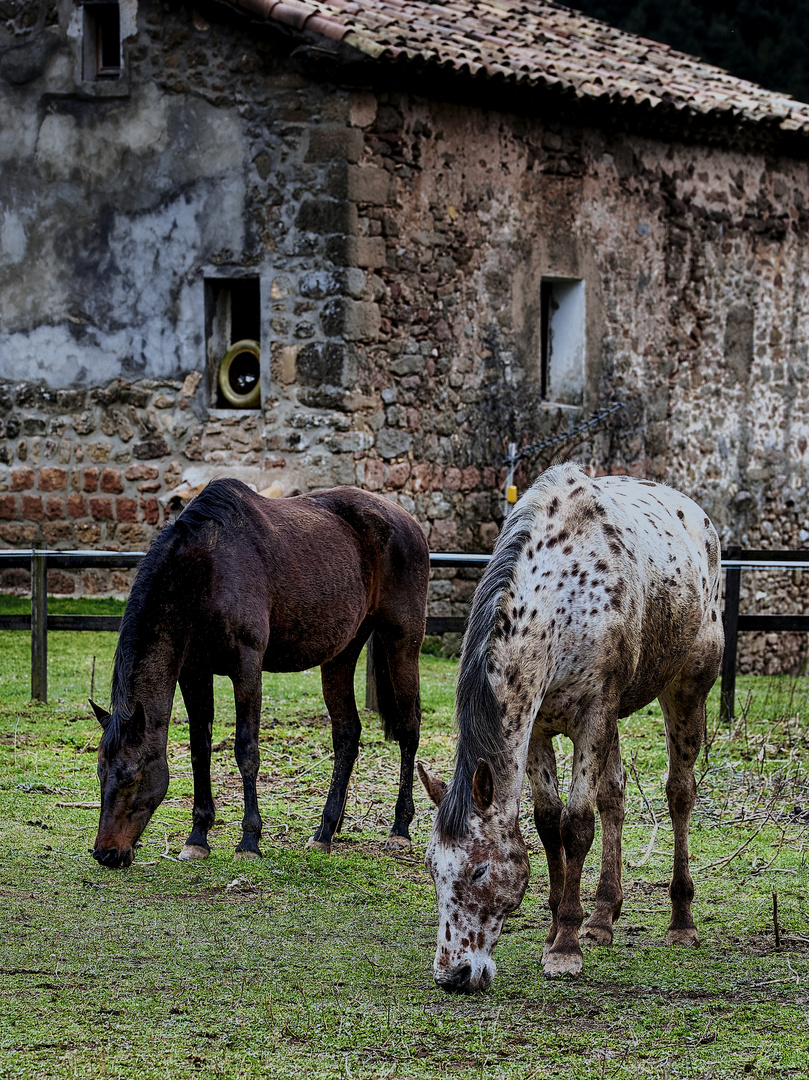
[31, 551, 47, 703]
[720, 548, 741, 724]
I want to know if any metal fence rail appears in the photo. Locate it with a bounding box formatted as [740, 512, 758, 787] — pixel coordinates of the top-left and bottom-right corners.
[1, 548, 807, 718]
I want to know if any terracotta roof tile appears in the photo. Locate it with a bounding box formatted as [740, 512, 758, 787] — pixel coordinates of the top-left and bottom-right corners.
[233, 0, 809, 134]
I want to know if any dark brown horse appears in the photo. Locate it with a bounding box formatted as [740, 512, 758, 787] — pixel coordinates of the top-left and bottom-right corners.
[91, 478, 429, 868]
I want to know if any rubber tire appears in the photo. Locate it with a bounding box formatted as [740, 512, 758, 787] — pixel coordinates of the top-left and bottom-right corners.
[218, 339, 261, 408]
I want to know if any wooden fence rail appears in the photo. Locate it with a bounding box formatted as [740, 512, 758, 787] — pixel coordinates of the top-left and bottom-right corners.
[1, 548, 808, 719]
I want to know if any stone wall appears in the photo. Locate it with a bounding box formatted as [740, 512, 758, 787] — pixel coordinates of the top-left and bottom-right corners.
[2, 0, 809, 670]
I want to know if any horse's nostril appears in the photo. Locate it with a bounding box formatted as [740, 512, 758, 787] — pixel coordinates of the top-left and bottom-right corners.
[436, 964, 474, 994]
[93, 847, 132, 869]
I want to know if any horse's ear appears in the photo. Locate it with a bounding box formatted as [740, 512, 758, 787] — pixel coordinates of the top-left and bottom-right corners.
[472, 758, 495, 812]
[125, 701, 147, 742]
[417, 761, 447, 808]
[90, 699, 111, 728]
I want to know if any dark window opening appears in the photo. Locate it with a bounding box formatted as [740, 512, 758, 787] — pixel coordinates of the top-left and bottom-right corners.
[83, 3, 121, 80]
[205, 277, 262, 409]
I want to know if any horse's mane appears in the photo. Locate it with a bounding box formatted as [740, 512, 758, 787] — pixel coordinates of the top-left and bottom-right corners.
[435, 493, 537, 842]
[103, 478, 254, 752]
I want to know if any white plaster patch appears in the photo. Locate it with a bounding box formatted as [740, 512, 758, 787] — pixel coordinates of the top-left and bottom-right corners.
[0, 212, 27, 264]
[35, 83, 170, 184]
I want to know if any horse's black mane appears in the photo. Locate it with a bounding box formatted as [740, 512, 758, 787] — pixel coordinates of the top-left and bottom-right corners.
[435, 497, 535, 842]
[102, 479, 254, 752]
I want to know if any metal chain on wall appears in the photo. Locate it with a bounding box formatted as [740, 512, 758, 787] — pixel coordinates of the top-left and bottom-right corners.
[503, 401, 625, 513]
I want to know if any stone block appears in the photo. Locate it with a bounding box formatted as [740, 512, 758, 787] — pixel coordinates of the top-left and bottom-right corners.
[76, 522, 101, 546]
[140, 498, 159, 525]
[87, 442, 112, 463]
[115, 524, 152, 547]
[349, 91, 377, 129]
[11, 467, 34, 491]
[90, 497, 114, 521]
[298, 271, 342, 299]
[21, 495, 44, 520]
[430, 518, 458, 549]
[0, 522, 38, 544]
[41, 522, 74, 544]
[321, 299, 380, 342]
[100, 468, 124, 494]
[443, 467, 462, 491]
[0, 494, 16, 519]
[66, 494, 87, 519]
[134, 439, 170, 459]
[387, 462, 411, 488]
[305, 127, 364, 164]
[83, 468, 99, 492]
[116, 497, 139, 523]
[46, 497, 64, 519]
[125, 464, 160, 481]
[390, 355, 423, 377]
[376, 429, 412, 460]
[362, 458, 386, 491]
[296, 199, 358, 236]
[296, 342, 349, 388]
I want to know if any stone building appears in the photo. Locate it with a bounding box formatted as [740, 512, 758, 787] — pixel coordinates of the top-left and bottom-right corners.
[2, 0, 809, 669]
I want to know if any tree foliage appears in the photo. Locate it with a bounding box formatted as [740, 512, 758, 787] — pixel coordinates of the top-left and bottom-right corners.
[564, 0, 809, 104]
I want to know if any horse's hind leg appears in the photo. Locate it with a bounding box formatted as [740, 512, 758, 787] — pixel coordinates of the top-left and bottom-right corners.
[178, 667, 215, 861]
[233, 649, 265, 860]
[581, 730, 625, 945]
[308, 634, 368, 853]
[372, 627, 422, 852]
[658, 652, 716, 946]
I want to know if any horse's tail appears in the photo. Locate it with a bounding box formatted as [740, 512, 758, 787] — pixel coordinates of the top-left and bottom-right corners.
[370, 634, 406, 742]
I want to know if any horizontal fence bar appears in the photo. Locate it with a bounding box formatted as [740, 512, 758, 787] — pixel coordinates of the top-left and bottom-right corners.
[2, 547, 808, 713]
[736, 614, 809, 632]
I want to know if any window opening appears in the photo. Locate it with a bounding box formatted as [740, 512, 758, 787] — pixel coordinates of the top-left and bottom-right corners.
[205, 277, 262, 409]
[82, 2, 121, 80]
[539, 277, 585, 407]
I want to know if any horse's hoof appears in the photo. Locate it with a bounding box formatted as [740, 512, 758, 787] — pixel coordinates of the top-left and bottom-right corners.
[305, 838, 331, 854]
[580, 923, 613, 946]
[234, 848, 262, 861]
[666, 927, 699, 947]
[178, 844, 210, 862]
[384, 834, 412, 852]
[543, 951, 583, 978]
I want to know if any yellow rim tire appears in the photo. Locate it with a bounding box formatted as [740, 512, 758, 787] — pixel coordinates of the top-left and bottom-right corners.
[218, 339, 261, 408]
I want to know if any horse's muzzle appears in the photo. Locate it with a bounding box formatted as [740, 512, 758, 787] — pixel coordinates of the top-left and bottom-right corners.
[434, 964, 492, 994]
[92, 845, 134, 869]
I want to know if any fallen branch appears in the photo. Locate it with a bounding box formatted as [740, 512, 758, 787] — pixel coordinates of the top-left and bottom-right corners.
[692, 820, 766, 873]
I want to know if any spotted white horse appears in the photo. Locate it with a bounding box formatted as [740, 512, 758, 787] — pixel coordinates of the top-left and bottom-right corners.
[419, 464, 724, 990]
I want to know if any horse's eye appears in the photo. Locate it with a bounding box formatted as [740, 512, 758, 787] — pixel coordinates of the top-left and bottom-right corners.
[471, 863, 488, 882]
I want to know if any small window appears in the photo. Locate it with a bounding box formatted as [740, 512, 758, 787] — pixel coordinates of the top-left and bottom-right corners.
[205, 277, 262, 409]
[82, 2, 121, 80]
[540, 278, 585, 407]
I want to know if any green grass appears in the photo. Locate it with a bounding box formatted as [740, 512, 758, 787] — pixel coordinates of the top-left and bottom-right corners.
[1, 626, 809, 1078]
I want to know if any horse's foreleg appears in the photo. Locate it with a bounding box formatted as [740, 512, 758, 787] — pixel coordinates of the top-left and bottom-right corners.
[233, 654, 264, 860]
[311, 642, 365, 853]
[581, 731, 625, 945]
[178, 668, 215, 861]
[526, 730, 565, 958]
[659, 678, 707, 947]
[544, 713, 616, 977]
